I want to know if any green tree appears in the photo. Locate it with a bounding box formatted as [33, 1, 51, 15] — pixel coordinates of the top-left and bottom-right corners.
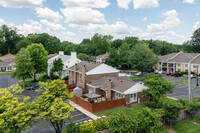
[16, 38, 31, 51]
[11, 48, 35, 88]
[159, 97, 183, 128]
[109, 113, 137, 133]
[136, 107, 164, 133]
[123, 36, 139, 48]
[27, 43, 48, 81]
[65, 44, 75, 55]
[77, 53, 92, 61]
[51, 58, 64, 78]
[129, 43, 158, 75]
[37, 79, 74, 133]
[0, 85, 38, 133]
[143, 74, 174, 107]
[91, 33, 112, 56]
[191, 27, 200, 53]
[118, 43, 130, 69]
[107, 47, 119, 67]
[111, 39, 123, 49]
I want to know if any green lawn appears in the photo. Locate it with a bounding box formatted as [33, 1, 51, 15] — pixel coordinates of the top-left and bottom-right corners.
[0, 71, 12, 75]
[129, 75, 145, 80]
[173, 119, 200, 133]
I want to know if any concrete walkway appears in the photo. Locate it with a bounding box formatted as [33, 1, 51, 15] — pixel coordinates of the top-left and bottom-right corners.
[69, 101, 100, 120]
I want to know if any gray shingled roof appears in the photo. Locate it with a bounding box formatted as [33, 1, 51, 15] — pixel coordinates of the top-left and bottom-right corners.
[169, 53, 198, 63]
[88, 75, 136, 93]
[49, 55, 71, 63]
[158, 53, 178, 62]
[69, 61, 101, 72]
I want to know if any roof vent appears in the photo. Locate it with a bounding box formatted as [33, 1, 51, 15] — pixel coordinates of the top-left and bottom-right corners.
[139, 81, 143, 84]
[121, 81, 123, 83]
[108, 79, 112, 82]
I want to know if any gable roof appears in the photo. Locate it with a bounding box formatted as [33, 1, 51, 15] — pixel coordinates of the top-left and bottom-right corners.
[86, 63, 119, 75]
[96, 52, 109, 59]
[0, 54, 15, 61]
[48, 54, 71, 63]
[69, 61, 101, 72]
[88, 75, 137, 93]
[48, 53, 58, 58]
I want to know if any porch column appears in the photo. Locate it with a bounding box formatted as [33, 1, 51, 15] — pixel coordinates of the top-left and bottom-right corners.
[167, 62, 169, 72]
[173, 63, 175, 72]
[161, 62, 163, 71]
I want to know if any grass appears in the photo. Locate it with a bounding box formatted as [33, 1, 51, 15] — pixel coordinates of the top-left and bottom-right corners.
[129, 75, 145, 80]
[173, 119, 200, 133]
[176, 81, 188, 85]
[0, 71, 12, 75]
[17, 73, 50, 88]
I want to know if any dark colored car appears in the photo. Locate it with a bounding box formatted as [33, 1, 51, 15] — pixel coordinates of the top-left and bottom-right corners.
[171, 72, 176, 76]
[176, 73, 183, 76]
[166, 72, 171, 76]
[27, 84, 41, 90]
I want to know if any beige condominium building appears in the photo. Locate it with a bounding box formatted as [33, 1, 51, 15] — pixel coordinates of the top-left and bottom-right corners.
[156, 51, 200, 74]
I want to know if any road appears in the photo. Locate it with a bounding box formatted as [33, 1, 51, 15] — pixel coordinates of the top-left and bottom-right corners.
[0, 74, 20, 88]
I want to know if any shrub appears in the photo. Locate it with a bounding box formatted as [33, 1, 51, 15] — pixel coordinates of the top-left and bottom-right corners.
[80, 117, 109, 133]
[63, 123, 81, 133]
[36, 73, 49, 80]
[193, 116, 200, 123]
[109, 113, 137, 133]
[180, 71, 187, 75]
[63, 75, 69, 80]
[50, 69, 59, 80]
[188, 101, 200, 115]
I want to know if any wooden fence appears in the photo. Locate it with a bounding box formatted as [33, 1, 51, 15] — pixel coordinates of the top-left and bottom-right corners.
[71, 96, 125, 113]
[64, 80, 76, 89]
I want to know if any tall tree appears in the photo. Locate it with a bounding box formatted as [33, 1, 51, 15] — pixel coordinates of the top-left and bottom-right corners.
[11, 48, 35, 88]
[0, 85, 38, 133]
[64, 44, 75, 55]
[77, 53, 92, 61]
[143, 74, 174, 107]
[129, 43, 158, 74]
[91, 33, 113, 56]
[123, 36, 139, 48]
[111, 39, 123, 49]
[119, 43, 130, 69]
[37, 79, 74, 133]
[191, 27, 200, 53]
[27, 43, 48, 81]
[107, 47, 119, 67]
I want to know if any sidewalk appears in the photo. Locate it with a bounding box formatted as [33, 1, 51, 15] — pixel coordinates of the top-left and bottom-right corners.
[69, 101, 100, 120]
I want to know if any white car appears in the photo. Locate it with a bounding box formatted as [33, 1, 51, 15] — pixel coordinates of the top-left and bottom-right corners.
[135, 72, 142, 75]
[154, 70, 163, 74]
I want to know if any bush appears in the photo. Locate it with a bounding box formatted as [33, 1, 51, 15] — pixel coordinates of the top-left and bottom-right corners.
[63, 75, 69, 80]
[50, 69, 59, 80]
[80, 117, 109, 133]
[188, 101, 200, 114]
[193, 116, 200, 123]
[180, 71, 188, 75]
[36, 73, 49, 80]
[63, 123, 81, 133]
[109, 113, 137, 133]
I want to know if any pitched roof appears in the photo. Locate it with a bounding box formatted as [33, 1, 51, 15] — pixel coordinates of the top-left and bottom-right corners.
[0, 59, 14, 66]
[48, 54, 71, 63]
[158, 53, 178, 62]
[69, 61, 101, 72]
[88, 75, 136, 93]
[169, 53, 198, 63]
[0, 54, 15, 61]
[86, 63, 119, 75]
[48, 53, 58, 58]
[96, 52, 109, 59]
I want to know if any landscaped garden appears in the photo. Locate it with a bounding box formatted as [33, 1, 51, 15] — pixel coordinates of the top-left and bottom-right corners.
[0, 71, 12, 75]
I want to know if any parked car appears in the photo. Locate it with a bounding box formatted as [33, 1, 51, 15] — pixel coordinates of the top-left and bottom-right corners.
[191, 74, 197, 79]
[154, 70, 163, 74]
[171, 72, 176, 76]
[176, 73, 183, 76]
[166, 72, 171, 76]
[135, 72, 142, 76]
[27, 83, 41, 90]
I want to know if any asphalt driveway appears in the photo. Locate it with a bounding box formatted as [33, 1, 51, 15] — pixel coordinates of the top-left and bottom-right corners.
[163, 75, 200, 99]
[0, 74, 20, 88]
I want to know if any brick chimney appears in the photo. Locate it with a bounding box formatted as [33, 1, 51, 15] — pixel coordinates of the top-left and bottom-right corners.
[106, 79, 112, 100]
[82, 64, 86, 93]
[74, 63, 77, 84]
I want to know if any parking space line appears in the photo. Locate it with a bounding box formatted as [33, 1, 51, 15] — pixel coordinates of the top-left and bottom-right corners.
[66, 117, 90, 125]
[72, 113, 84, 117]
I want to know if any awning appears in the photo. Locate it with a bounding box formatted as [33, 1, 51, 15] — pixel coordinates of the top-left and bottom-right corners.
[84, 93, 101, 99]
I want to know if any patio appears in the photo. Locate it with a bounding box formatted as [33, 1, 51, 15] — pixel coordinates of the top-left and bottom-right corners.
[83, 93, 107, 103]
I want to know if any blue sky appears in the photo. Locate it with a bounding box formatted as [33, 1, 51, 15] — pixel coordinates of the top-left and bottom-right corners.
[0, 0, 199, 44]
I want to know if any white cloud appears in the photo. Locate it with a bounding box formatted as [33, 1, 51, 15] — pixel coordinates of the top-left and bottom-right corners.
[61, 0, 110, 8]
[0, 19, 6, 25]
[40, 20, 66, 31]
[0, 0, 45, 8]
[183, 0, 195, 4]
[61, 7, 106, 29]
[193, 21, 200, 31]
[35, 7, 63, 22]
[168, 31, 184, 39]
[116, 0, 131, 10]
[133, 0, 159, 9]
[142, 17, 147, 21]
[147, 10, 181, 32]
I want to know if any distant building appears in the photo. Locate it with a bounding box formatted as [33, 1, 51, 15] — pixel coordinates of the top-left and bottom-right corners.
[156, 51, 200, 74]
[0, 54, 15, 71]
[47, 51, 81, 78]
[96, 52, 109, 64]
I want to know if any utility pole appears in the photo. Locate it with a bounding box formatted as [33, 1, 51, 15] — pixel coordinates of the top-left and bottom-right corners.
[188, 54, 192, 103]
[197, 66, 199, 86]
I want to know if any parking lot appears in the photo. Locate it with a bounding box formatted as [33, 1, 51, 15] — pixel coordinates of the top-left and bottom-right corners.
[24, 108, 91, 133]
[163, 75, 200, 99]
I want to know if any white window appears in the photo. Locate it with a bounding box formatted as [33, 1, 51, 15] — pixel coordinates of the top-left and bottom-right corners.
[70, 71, 72, 76]
[185, 64, 188, 67]
[89, 87, 93, 93]
[178, 64, 181, 67]
[193, 65, 198, 68]
[130, 93, 137, 103]
[115, 92, 124, 99]
[66, 65, 68, 69]
[79, 73, 82, 79]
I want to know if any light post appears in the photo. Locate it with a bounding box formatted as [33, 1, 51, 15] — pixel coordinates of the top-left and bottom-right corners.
[197, 66, 199, 86]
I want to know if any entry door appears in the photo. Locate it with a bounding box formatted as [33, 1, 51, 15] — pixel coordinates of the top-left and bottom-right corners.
[89, 87, 93, 93]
